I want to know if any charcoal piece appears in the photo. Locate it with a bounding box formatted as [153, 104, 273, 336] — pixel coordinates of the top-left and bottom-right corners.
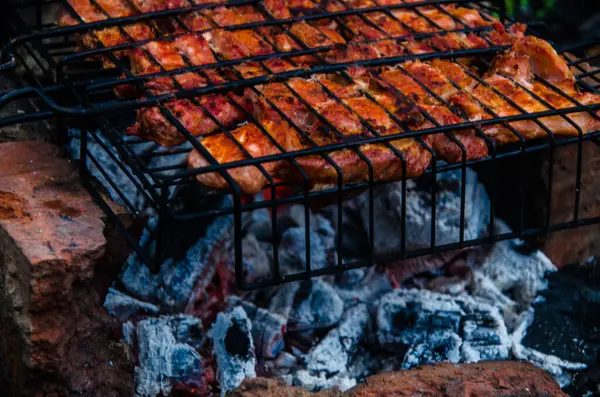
[104, 288, 160, 321]
[120, 199, 233, 310]
[334, 267, 393, 305]
[227, 296, 286, 359]
[377, 289, 463, 349]
[376, 289, 510, 365]
[281, 279, 344, 332]
[324, 199, 369, 258]
[276, 204, 331, 235]
[401, 331, 462, 368]
[259, 352, 298, 377]
[268, 282, 301, 320]
[236, 234, 273, 284]
[135, 315, 204, 397]
[278, 227, 334, 274]
[512, 309, 587, 388]
[468, 221, 557, 308]
[306, 304, 371, 375]
[358, 167, 490, 255]
[209, 307, 257, 396]
[242, 196, 272, 241]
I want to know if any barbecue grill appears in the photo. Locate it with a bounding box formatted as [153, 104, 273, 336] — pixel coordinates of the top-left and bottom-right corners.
[2, 0, 600, 290]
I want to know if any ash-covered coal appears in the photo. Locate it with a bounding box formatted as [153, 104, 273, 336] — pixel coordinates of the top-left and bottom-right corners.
[341, 167, 490, 256]
[283, 304, 372, 392]
[94, 151, 586, 395]
[227, 296, 286, 360]
[377, 289, 510, 364]
[269, 279, 344, 333]
[134, 315, 205, 397]
[209, 307, 257, 396]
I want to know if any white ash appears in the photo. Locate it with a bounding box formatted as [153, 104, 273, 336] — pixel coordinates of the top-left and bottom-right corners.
[104, 287, 160, 322]
[234, 234, 273, 285]
[119, 216, 161, 301]
[377, 289, 511, 364]
[334, 267, 393, 306]
[356, 167, 490, 255]
[285, 369, 357, 392]
[269, 279, 344, 333]
[401, 331, 462, 368]
[260, 352, 298, 377]
[227, 296, 286, 360]
[306, 304, 371, 375]
[134, 315, 204, 397]
[209, 306, 257, 396]
[468, 221, 557, 310]
[278, 226, 336, 275]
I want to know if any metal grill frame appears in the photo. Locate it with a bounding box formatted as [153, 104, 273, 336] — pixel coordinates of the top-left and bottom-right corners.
[1, 0, 600, 290]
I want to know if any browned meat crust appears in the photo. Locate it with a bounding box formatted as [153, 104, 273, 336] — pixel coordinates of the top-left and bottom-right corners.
[186, 36, 600, 194]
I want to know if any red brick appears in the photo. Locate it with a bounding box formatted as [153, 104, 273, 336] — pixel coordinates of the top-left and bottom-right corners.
[0, 141, 134, 396]
[229, 361, 567, 397]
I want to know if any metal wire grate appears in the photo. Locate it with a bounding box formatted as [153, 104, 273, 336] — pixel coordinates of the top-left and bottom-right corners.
[1, 0, 600, 290]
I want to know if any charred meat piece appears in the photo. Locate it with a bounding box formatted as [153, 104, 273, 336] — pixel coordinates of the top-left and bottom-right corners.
[447, 37, 600, 143]
[399, 61, 489, 162]
[204, 29, 274, 60]
[253, 77, 431, 189]
[128, 94, 247, 146]
[188, 121, 303, 194]
[127, 40, 208, 94]
[208, 5, 265, 26]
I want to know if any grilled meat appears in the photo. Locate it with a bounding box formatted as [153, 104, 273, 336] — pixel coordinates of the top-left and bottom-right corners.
[186, 35, 600, 194]
[57, 2, 600, 196]
[188, 121, 303, 194]
[189, 75, 433, 193]
[447, 36, 600, 143]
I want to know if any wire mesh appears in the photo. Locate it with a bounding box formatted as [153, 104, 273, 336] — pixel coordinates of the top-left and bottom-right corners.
[1, 0, 600, 289]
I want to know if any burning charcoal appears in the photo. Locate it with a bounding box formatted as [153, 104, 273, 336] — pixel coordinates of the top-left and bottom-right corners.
[259, 352, 298, 377]
[306, 304, 371, 375]
[159, 209, 234, 311]
[135, 315, 205, 397]
[227, 296, 286, 359]
[358, 168, 490, 256]
[209, 307, 257, 396]
[401, 331, 462, 368]
[468, 221, 557, 308]
[276, 280, 344, 332]
[376, 289, 510, 366]
[278, 228, 334, 274]
[268, 282, 300, 320]
[242, 195, 272, 241]
[276, 204, 331, 235]
[237, 234, 273, 285]
[104, 288, 160, 321]
[334, 267, 393, 305]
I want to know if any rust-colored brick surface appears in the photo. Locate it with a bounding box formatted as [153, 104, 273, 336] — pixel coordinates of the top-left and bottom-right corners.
[0, 141, 133, 396]
[229, 361, 567, 397]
